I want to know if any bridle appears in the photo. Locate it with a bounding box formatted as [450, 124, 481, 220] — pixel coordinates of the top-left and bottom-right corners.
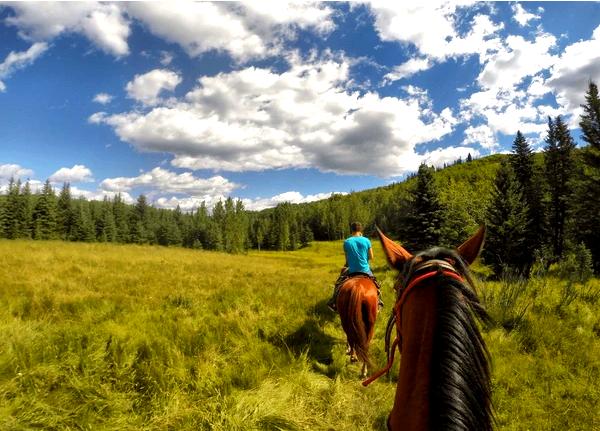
[362, 258, 465, 387]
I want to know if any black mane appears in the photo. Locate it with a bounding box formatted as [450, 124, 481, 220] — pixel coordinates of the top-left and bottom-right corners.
[403, 247, 494, 431]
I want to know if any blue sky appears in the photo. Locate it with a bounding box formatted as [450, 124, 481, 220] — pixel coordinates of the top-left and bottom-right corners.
[1, 2, 600, 211]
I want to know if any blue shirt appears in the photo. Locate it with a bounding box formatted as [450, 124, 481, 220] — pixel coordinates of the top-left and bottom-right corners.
[344, 235, 372, 274]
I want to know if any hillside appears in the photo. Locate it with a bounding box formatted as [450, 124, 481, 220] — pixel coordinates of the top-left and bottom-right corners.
[1, 240, 598, 430]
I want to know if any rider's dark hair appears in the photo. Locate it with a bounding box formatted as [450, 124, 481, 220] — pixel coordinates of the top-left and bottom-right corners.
[350, 222, 363, 233]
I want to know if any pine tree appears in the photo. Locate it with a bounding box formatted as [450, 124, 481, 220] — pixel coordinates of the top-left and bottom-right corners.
[406, 163, 445, 250]
[574, 80, 600, 269]
[510, 131, 544, 267]
[32, 180, 57, 240]
[112, 193, 129, 242]
[57, 183, 74, 240]
[19, 181, 33, 238]
[483, 160, 529, 276]
[4, 178, 21, 239]
[544, 116, 576, 259]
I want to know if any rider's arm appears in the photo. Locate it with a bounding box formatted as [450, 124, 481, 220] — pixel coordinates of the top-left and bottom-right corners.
[368, 247, 374, 261]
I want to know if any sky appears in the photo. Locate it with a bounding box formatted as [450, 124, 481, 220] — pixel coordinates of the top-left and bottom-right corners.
[1, 1, 600, 211]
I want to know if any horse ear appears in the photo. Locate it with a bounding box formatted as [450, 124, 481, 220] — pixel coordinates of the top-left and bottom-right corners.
[376, 226, 413, 270]
[457, 225, 486, 265]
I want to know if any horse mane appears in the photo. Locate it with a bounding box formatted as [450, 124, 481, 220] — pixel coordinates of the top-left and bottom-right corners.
[403, 247, 493, 431]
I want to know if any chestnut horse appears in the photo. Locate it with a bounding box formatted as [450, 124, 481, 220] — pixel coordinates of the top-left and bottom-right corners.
[364, 226, 492, 431]
[336, 275, 379, 378]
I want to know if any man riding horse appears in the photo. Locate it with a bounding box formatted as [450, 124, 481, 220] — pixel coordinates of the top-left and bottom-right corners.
[327, 222, 383, 311]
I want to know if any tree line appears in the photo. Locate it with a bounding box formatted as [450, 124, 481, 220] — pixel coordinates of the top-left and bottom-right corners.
[1, 82, 599, 276]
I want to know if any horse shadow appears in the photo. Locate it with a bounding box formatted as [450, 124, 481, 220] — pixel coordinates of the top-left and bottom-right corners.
[269, 299, 342, 377]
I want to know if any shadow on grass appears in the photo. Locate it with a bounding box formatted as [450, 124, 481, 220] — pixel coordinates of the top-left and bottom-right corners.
[310, 298, 337, 324]
[270, 317, 340, 377]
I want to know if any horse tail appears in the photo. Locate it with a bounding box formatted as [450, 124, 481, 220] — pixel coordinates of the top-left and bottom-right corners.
[430, 278, 493, 431]
[338, 278, 378, 366]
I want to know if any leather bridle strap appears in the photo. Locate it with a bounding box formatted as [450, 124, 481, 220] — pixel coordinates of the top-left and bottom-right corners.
[362, 264, 465, 387]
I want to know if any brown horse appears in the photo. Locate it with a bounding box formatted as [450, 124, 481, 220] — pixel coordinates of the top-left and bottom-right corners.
[365, 226, 492, 431]
[336, 275, 379, 378]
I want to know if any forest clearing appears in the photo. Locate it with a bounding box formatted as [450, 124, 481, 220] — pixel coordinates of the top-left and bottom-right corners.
[1, 240, 598, 430]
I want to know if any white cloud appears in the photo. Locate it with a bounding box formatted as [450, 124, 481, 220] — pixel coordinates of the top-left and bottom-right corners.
[243, 191, 345, 211]
[0, 42, 48, 91]
[100, 167, 239, 197]
[125, 2, 335, 62]
[160, 51, 174, 66]
[93, 93, 113, 104]
[477, 34, 556, 90]
[512, 3, 541, 27]
[384, 57, 432, 83]
[92, 56, 458, 177]
[49, 165, 94, 183]
[69, 186, 135, 204]
[546, 24, 600, 112]
[125, 69, 181, 106]
[421, 146, 480, 168]
[463, 124, 497, 149]
[367, 2, 503, 62]
[0, 164, 34, 183]
[154, 190, 344, 212]
[5, 2, 129, 57]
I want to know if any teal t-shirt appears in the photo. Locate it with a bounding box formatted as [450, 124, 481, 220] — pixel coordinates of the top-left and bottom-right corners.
[344, 235, 372, 274]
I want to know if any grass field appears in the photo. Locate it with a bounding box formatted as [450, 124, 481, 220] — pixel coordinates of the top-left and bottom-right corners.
[0, 240, 599, 430]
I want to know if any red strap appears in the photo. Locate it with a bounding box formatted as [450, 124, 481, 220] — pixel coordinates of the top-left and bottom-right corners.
[362, 337, 399, 386]
[361, 269, 465, 387]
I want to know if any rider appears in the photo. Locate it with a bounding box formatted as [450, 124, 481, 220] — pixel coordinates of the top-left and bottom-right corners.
[327, 222, 384, 311]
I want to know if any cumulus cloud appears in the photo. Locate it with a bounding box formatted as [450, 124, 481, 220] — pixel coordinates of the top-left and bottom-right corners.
[93, 92, 113, 104]
[0, 42, 48, 91]
[463, 124, 497, 149]
[125, 2, 334, 62]
[546, 24, 600, 112]
[383, 57, 432, 83]
[100, 167, 239, 197]
[92, 56, 458, 177]
[421, 146, 480, 168]
[5, 2, 130, 57]
[477, 34, 556, 90]
[512, 3, 541, 27]
[0, 163, 34, 183]
[367, 2, 503, 62]
[5, 2, 334, 63]
[153, 190, 344, 212]
[69, 186, 135, 204]
[49, 165, 94, 183]
[125, 69, 181, 106]
[243, 191, 345, 211]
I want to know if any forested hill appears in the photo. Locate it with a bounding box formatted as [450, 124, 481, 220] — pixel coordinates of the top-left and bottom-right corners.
[250, 153, 507, 251]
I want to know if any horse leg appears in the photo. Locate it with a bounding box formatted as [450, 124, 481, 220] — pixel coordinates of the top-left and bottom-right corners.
[360, 362, 368, 379]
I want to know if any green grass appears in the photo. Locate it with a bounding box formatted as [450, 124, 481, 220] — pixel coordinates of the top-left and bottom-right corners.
[0, 240, 599, 430]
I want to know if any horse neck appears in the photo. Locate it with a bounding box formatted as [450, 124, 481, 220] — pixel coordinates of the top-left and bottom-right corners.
[389, 279, 492, 431]
[388, 283, 437, 431]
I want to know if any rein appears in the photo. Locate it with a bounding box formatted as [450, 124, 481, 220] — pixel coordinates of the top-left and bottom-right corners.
[362, 260, 465, 387]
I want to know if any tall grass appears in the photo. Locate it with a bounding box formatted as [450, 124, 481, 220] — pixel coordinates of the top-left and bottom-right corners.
[0, 240, 599, 429]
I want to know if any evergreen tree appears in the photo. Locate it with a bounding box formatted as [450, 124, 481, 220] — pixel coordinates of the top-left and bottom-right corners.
[483, 160, 529, 276]
[19, 181, 33, 238]
[57, 182, 74, 240]
[544, 116, 576, 259]
[467, 153, 473, 163]
[112, 193, 129, 242]
[32, 180, 57, 240]
[4, 178, 21, 239]
[510, 131, 544, 266]
[71, 200, 95, 242]
[129, 195, 149, 243]
[405, 163, 445, 250]
[575, 80, 600, 269]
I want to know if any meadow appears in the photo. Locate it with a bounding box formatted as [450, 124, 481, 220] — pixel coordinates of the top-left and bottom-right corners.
[0, 240, 599, 430]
